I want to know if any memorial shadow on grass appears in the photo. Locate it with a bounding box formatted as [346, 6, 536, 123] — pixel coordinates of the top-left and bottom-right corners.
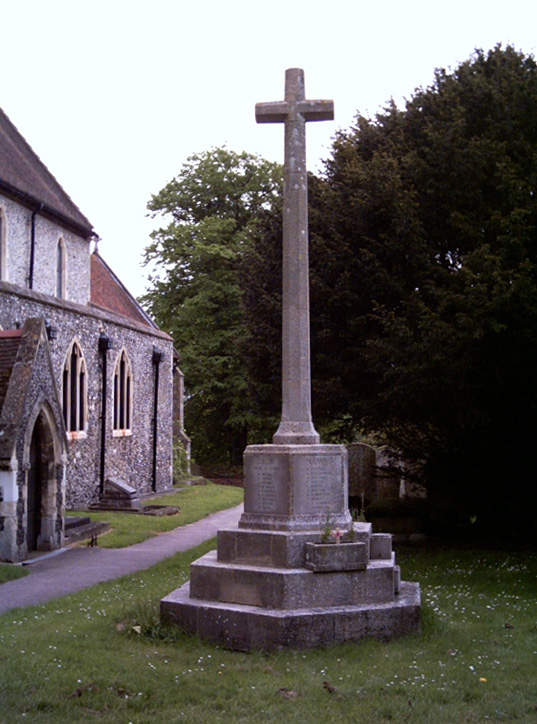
[1, 542, 536, 723]
[66, 482, 244, 548]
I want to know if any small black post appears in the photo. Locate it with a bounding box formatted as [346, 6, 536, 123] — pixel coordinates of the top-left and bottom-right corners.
[98, 333, 112, 496]
[152, 347, 163, 492]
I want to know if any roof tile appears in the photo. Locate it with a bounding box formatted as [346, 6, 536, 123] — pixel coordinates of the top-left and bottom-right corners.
[90, 253, 155, 328]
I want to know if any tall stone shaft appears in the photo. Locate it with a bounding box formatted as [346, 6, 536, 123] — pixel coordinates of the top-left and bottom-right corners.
[256, 68, 334, 445]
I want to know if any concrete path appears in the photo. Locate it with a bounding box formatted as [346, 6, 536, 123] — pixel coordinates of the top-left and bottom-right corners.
[0, 504, 243, 616]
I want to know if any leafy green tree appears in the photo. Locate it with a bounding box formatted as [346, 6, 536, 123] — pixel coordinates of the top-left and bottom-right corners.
[142, 147, 282, 465]
[320, 45, 537, 532]
[239, 198, 283, 439]
[245, 46, 537, 534]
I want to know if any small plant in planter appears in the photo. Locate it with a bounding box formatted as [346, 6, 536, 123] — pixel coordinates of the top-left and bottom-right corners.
[306, 518, 368, 572]
[331, 528, 342, 544]
[321, 513, 332, 543]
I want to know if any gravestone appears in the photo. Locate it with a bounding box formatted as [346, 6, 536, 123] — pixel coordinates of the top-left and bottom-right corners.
[376, 447, 403, 499]
[89, 477, 140, 510]
[161, 69, 420, 650]
[347, 442, 377, 503]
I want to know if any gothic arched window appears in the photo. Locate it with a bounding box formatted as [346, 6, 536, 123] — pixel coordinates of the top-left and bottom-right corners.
[113, 349, 132, 433]
[62, 340, 87, 436]
[56, 238, 66, 298]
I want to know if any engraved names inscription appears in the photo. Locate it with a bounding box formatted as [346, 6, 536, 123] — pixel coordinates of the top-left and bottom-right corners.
[305, 456, 337, 513]
[250, 457, 284, 513]
[290, 451, 344, 515]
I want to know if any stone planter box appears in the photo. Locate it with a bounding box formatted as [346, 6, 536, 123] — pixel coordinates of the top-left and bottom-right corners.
[304, 541, 368, 572]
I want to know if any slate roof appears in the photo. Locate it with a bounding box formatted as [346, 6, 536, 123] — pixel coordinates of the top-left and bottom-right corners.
[0, 108, 94, 237]
[0, 330, 22, 413]
[90, 252, 157, 329]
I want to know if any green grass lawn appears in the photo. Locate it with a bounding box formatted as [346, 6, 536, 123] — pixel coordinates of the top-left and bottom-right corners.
[67, 482, 244, 548]
[1, 544, 536, 723]
[0, 563, 28, 584]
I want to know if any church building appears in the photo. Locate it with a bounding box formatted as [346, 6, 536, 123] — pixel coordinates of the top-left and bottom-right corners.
[0, 108, 184, 562]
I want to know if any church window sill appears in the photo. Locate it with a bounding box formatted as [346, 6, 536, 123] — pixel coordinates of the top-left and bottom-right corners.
[68, 431, 87, 441]
[112, 429, 133, 438]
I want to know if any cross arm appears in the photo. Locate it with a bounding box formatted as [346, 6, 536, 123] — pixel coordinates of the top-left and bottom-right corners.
[297, 99, 334, 122]
[256, 99, 334, 125]
[255, 101, 289, 124]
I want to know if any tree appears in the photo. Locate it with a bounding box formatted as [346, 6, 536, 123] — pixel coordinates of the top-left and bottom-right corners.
[245, 46, 537, 534]
[142, 147, 282, 465]
[322, 46, 537, 532]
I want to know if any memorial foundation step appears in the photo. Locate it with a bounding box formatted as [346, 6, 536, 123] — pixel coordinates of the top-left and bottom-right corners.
[217, 523, 375, 568]
[189, 550, 397, 609]
[161, 580, 421, 652]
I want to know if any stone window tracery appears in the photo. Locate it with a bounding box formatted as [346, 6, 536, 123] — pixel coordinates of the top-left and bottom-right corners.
[62, 340, 87, 437]
[113, 349, 132, 434]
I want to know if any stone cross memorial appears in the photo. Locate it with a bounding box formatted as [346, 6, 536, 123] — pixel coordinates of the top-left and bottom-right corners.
[161, 69, 421, 651]
[256, 67, 332, 446]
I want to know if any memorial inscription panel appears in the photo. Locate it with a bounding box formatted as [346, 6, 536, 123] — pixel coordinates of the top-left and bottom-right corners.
[306, 457, 335, 512]
[244, 453, 288, 515]
[292, 449, 346, 515]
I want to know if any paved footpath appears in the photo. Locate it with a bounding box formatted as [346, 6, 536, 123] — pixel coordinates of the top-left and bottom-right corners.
[0, 504, 243, 616]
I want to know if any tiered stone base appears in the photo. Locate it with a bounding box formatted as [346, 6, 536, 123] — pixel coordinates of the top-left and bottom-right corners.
[161, 523, 421, 651]
[160, 444, 420, 650]
[161, 581, 420, 652]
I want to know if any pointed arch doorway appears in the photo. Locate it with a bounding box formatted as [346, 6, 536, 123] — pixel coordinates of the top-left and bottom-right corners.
[27, 422, 43, 550]
[26, 407, 62, 553]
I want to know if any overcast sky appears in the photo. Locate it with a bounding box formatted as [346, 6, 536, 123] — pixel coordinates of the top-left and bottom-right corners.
[2, 0, 536, 297]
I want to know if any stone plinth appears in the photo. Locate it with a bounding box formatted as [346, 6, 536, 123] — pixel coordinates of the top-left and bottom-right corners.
[217, 522, 372, 568]
[161, 446, 421, 650]
[240, 444, 352, 531]
[160, 508, 421, 649]
[189, 546, 396, 609]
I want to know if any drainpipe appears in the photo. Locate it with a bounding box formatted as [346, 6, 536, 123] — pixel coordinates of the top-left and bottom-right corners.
[98, 333, 112, 496]
[29, 204, 44, 290]
[152, 347, 163, 492]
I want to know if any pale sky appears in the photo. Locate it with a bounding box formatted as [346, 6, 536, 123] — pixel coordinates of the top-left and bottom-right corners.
[1, 0, 536, 297]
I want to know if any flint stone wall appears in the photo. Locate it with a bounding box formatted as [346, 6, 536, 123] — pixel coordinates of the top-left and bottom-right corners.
[0, 282, 174, 509]
[0, 193, 90, 305]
